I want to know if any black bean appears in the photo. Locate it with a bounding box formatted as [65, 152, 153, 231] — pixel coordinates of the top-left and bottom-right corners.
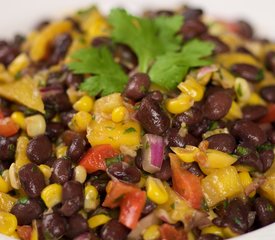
[134, 149, 143, 170]
[0, 41, 19, 66]
[173, 107, 203, 129]
[26, 135, 52, 164]
[11, 198, 43, 225]
[88, 173, 110, 195]
[43, 92, 72, 112]
[265, 51, 275, 75]
[187, 162, 204, 177]
[181, 19, 207, 41]
[259, 149, 274, 172]
[206, 134, 236, 153]
[260, 86, 275, 103]
[45, 122, 64, 142]
[189, 118, 210, 138]
[42, 213, 67, 239]
[254, 197, 275, 227]
[114, 44, 138, 72]
[166, 128, 199, 147]
[203, 91, 232, 120]
[142, 199, 157, 216]
[182, 7, 203, 21]
[108, 162, 141, 183]
[146, 91, 163, 103]
[153, 159, 172, 181]
[237, 152, 263, 172]
[67, 135, 87, 162]
[74, 232, 98, 240]
[66, 214, 89, 239]
[268, 131, 275, 144]
[232, 120, 267, 147]
[136, 97, 170, 135]
[19, 163, 46, 198]
[100, 219, 129, 240]
[60, 181, 84, 217]
[236, 46, 254, 56]
[236, 20, 254, 39]
[0, 134, 18, 161]
[92, 36, 113, 48]
[231, 64, 264, 82]
[198, 234, 224, 240]
[123, 73, 150, 101]
[60, 110, 76, 126]
[200, 34, 230, 54]
[45, 72, 65, 87]
[242, 105, 268, 121]
[65, 73, 83, 89]
[50, 158, 72, 184]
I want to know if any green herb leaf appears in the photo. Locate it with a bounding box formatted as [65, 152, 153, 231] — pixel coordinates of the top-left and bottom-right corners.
[257, 143, 274, 152]
[106, 155, 123, 167]
[208, 121, 219, 131]
[18, 197, 28, 205]
[124, 127, 137, 134]
[149, 39, 214, 90]
[236, 146, 250, 156]
[109, 9, 183, 72]
[68, 47, 128, 96]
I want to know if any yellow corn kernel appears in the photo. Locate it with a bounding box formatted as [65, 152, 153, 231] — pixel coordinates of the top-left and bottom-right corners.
[25, 114, 46, 137]
[0, 211, 17, 235]
[146, 176, 169, 205]
[15, 136, 31, 169]
[73, 96, 94, 112]
[31, 220, 39, 240]
[137, 176, 146, 188]
[69, 111, 92, 132]
[56, 145, 68, 159]
[74, 165, 87, 184]
[0, 176, 11, 193]
[38, 165, 52, 185]
[234, 77, 252, 103]
[166, 93, 194, 114]
[88, 214, 111, 228]
[84, 185, 99, 211]
[247, 92, 266, 106]
[178, 77, 205, 102]
[8, 53, 29, 76]
[111, 106, 127, 123]
[224, 101, 242, 120]
[11, 111, 25, 129]
[9, 163, 20, 190]
[201, 226, 224, 238]
[0, 192, 17, 212]
[94, 93, 123, 115]
[41, 184, 62, 209]
[171, 146, 200, 163]
[239, 171, 255, 197]
[143, 225, 160, 240]
[202, 166, 243, 207]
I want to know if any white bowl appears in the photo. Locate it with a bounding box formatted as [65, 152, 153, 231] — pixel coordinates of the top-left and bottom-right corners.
[0, 1, 274, 239]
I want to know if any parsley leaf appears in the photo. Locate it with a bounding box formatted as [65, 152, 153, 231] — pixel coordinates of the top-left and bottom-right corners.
[109, 9, 183, 72]
[149, 39, 214, 90]
[68, 47, 128, 96]
[124, 127, 137, 134]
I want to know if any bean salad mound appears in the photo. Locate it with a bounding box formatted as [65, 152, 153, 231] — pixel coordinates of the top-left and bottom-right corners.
[0, 4, 275, 240]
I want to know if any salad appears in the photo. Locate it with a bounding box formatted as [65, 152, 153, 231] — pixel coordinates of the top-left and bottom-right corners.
[0, 4, 275, 240]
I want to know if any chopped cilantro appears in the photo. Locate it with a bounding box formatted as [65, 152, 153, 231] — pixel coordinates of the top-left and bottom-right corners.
[109, 8, 183, 72]
[208, 121, 219, 131]
[257, 143, 274, 152]
[256, 69, 264, 81]
[201, 198, 209, 211]
[266, 204, 274, 212]
[68, 47, 128, 96]
[7, 144, 15, 155]
[149, 39, 214, 90]
[234, 217, 242, 226]
[223, 199, 229, 209]
[15, 71, 22, 80]
[170, 203, 176, 210]
[124, 127, 137, 134]
[236, 146, 250, 156]
[236, 83, 243, 98]
[18, 197, 28, 205]
[106, 155, 123, 167]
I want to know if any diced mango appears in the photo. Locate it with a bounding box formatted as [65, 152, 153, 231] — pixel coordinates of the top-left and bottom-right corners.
[15, 136, 31, 170]
[0, 192, 17, 212]
[171, 146, 200, 163]
[87, 119, 141, 149]
[0, 77, 44, 113]
[202, 166, 243, 207]
[260, 166, 275, 204]
[94, 93, 123, 115]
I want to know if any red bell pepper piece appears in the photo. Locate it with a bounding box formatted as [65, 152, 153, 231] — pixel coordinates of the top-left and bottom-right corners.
[170, 153, 203, 209]
[79, 144, 119, 173]
[260, 104, 275, 123]
[17, 225, 32, 240]
[0, 117, 19, 137]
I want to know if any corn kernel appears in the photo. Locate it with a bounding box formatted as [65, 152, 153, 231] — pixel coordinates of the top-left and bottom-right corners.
[88, 214, 111, 228]
[166, 93, 194, 114]
[178, 77, 205, 102]
[171, 146, 200, 163]
[239, 171, 255, 197]
[69, 111, 92, 132]
[224, 101, 242, 120]
[94, 93, 123, 115]
[201, 226, 224, 238]
[25, 114, 46, 137]
[11, 111, 25, 129]
[137, 176, 146, 188]
[84, 185, 99, 211]
[111, 106, 127, 123]
[38, 165, 52, 185]
[31, 220, 39, 240]
[41, 184, 62, 209]
[1, 170, 12, 193]
[56, 145, 68, 159]
[9, 163, 20, 190]
[73, 96, 94, 112]
[143, 225, 160, 240]
[74, 165, 87, 184]
[8, 53, 29, 76]
[0, 192, 17, 212]
[0, 176, 11, 193]
[0, 211, 17, 235]
[234, 77, 251, 103]
[15, 136, 31, 169]
[146, 176, 169, 205]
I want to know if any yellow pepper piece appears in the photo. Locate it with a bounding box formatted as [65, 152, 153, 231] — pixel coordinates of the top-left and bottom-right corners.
[69, 111, 93, 132]
[84, 185, 99, 211]
[0, 77, 44, 113]
[88, 214, 111, 228]
[0, 211, 17, 235]
[111, 106, 127, 123]
[30, 21, 72, 61]
[178, 77, 205, 102]
[166, 93, 194, 114]
[143, 225, 160, 240]
[0, 176, 11, 193]
[224, 101, 242, 120]
[73, 96, 94, 112]
[259, 162, 275, 204]
[15, 136, 31, 170]
[201, 226, 224, 238]
[146, 176, 169, 205]
[41, 184, 62, 209]
[0, 192, 17, 212]
[87, 119, 141, 149]
[239, 171, 255, 197]
[171, 146, 200, 163]
[202, 166, 243, 207]
[11, 111, 25, 129]
[8, 53, 29, 76]
[247, 92, 266, 106]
